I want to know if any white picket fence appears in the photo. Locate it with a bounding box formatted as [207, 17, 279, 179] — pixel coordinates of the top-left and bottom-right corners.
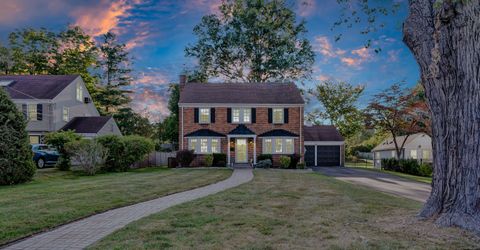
[132, 151, 176, 168]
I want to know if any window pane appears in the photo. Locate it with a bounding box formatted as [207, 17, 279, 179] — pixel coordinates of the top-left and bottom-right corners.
[243, 108, 251, 122]
[28, 104, 37, 121]
[200, 108, 210, 123]
[275, 139, 283, 153]
[76, 84, 83, 102]
[273, 108, 283, 123]
[189, 139, 197, 152]
[285, 139, 293, 154]
[211, 139, 219, 153]
[410, 150, 417, 159]
[264, 139, 272, 154]
[200, 139, 208, 153]
[63, 108, 69, 122]
[422, 150, 430, 159]
[232, 108, 240, 123]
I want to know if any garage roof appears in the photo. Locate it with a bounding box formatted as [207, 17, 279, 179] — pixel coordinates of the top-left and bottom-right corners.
[303, 125, 344, 142]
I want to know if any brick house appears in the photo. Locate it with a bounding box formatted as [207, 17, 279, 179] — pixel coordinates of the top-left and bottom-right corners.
[178, 77, 344, 167]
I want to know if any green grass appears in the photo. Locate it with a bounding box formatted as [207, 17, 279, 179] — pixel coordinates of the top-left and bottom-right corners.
[348, 166, 432, 184]
[0, 167, 231, 245]
[345, 160, 375, 168]
[90, 170, 478, 249]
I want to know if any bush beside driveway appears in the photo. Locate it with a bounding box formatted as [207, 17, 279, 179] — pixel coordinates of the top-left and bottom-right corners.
[0, 167, 231, 245]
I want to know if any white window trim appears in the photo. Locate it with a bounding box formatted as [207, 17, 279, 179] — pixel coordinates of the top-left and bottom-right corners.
[262, 137, 295, 154]
[272, 108, 284, 124]
[63, 107, 70, 122]
[199, 108, 211, 124]
[188, 137, 221, 154]
[232, 108, 251, 124]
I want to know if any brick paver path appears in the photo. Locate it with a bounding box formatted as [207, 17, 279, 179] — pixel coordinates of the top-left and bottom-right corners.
[4, 169, 253, 250]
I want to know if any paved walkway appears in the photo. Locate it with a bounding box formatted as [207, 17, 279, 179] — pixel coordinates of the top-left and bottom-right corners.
[313, 167, 431, 202]
[4, 169, 253, 250]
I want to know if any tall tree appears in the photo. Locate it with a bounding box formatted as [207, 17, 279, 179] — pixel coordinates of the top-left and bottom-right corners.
[157, 84, 180, 145]
[186, 0, 315, 82]
[308, 81, 364, 139]
[96, 32, 132, 115]
[365, 83, 430, 160]
[337, 0, 480, 232]
[114, 107, 154, 137]
[0, 43, 13, 75]
[8, 28, 57, 74]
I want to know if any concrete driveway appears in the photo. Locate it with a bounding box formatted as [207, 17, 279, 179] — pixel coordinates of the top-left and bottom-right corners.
[313, 167, 431, 202]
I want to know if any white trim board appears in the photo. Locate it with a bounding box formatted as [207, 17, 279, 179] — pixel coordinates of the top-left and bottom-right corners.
[179, 103, 304, 108]
[304, 141, 345, 146]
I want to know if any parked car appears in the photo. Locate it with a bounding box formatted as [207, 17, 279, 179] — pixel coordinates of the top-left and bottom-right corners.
[31, 144, 60, 168]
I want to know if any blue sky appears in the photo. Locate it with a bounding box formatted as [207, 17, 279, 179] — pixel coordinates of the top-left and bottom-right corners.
[0, 0, 420, 121]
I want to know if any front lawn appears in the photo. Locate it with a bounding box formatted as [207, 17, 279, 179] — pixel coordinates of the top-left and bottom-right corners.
[90, 170, 478, 249]
[0, 167, 231, 245]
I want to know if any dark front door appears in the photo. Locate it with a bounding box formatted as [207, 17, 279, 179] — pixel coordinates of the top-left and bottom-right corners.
[316, 146, 340, 167]
[305, 145, 315, 167]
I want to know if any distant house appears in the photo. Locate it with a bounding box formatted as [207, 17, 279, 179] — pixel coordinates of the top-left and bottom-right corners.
[177, 76, 345, 167]
[372, 133, 432, 168]
[0, 75, 121, 143]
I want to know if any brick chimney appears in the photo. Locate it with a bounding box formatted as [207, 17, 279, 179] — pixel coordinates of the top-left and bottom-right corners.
[179, 74, 187, 89]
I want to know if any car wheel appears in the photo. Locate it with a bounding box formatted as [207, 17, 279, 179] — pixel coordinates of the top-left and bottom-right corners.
[37, 158, 45, 168]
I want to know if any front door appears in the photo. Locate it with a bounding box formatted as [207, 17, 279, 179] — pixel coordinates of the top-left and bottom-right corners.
[235, 139, 248, 163]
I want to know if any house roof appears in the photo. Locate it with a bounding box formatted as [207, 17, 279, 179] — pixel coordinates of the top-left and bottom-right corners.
[61, 116, 112, 134]
[178, 82, 304, 105]
[303, 125, 344, 141]
[0, 75, 79, 99]
[228, 124, 255, 135]
[185, 129, 225, 137]
[372, 133, 429, 152]
[259, 129, 299, 137]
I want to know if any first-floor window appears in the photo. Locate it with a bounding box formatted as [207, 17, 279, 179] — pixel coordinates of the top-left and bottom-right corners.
[29, 135, 40, 144]
[263, 138, 294, 154]
[188, 138, 221, 154]
[410, 149, 417, 159]
[422, 150, 430, 160]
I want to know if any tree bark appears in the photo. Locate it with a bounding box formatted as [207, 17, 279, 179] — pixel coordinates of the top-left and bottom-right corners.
[403, 0, 480, 233]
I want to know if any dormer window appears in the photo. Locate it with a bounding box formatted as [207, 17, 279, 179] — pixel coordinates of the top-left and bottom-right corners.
[232, 108, 251, 123]
[76, 82, 83, 102]
[199, 108, 210, 124]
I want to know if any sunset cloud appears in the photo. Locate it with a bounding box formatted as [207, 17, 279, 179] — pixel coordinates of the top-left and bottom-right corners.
[297, 0, 316, 17]
[313, 35, 374, 68]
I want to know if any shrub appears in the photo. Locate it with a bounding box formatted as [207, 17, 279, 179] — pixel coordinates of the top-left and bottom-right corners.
[419, 162, 433, 177]
[255, 159, 272, 168]
[399, 159, 420, 176]
[381, 158, 399, 171]
[212, 153, 227, 167]
[288, 154, 301, 169]
[257, 154, 273, 164]
[0, 88, 36, 185]
[176, 150, 195, 167]
[44, 130, 82, 171]
[204, 154, 214, 167]
[297, 163, 305, 169]
[97, 135, 154, 172]
[65, 139, 108, 175]
[279, 156, 291, 169]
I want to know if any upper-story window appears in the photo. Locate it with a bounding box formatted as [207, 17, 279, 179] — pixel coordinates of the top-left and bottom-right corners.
[272, 108, 284, 124]
[28, 104, 37, 121]
[199, 108, 210, 124]
[76, 82, 83, 102]
[232, 108, 251, 123]
[63, 107, 69, 122]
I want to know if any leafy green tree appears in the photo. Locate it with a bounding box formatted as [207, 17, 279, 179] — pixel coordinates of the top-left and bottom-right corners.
[308, 81, 364, 139]
[96, 32, 132, 115]
[8, 28, 58, 74]
[0, 43, 13, 74]
[44, 130, 82, 171]
[157, 84, 180, 145]
[186, 0, 315, 82]
[0, 88, 36, 185]
[113, 107, 154, 137]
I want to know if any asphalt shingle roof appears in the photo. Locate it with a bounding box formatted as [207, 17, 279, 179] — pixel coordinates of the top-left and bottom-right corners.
[179, 82, 304, 104]
[228, 125, 255, 135]
[303, 125, 344, 141]
[0, 75, 78, 99]
[259, 129, 299, 137]
[184, 129, 226, 137]
[61, 116, 111, 134]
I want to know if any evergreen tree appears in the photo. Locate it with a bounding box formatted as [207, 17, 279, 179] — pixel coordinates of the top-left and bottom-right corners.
[0, 88, 36, 185]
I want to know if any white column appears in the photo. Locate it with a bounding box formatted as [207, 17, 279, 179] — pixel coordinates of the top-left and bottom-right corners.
[227, 136, 230, 166]
[253, 136, 257, 164]
[314, 145, 317, 167]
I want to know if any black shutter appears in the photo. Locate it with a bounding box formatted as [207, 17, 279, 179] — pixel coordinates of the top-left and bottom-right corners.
[227, 108, 232, 123]
[268, 108, 273, 123]
[211, 108, 215, 123]
[251, 108, 256, 123]
[22, 104, 27, 120]
[37, 104, 43, 121]
[284, 108, 289, 124]
[194, 108, 199, 123]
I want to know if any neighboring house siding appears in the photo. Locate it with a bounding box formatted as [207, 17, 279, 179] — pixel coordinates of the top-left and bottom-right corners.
[373, 133, 432, 168]
[13, 102, 53, 133]
[52, 77, 99, 130]
[96, 118, 122, 137]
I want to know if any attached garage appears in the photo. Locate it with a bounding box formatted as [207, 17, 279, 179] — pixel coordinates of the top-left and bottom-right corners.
[303, 125, 345, 167]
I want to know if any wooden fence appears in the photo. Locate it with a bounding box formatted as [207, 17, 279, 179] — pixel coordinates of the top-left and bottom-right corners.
[132, 151, 176, 168]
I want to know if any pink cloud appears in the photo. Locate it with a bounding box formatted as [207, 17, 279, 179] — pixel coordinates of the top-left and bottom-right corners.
[181, 0, 223, 15]
[297, 0, 316, 17]
[351, 47, 373, 61]
[130, 87, 170, 122]
[387, 49, 401, 62]
[71, 0, 139, 37]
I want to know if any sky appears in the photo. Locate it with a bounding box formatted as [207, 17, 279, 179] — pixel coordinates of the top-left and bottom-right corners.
[0, 0, 420, 122]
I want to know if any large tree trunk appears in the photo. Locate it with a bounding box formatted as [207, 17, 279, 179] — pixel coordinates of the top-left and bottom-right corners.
[403, 0, 480, 233]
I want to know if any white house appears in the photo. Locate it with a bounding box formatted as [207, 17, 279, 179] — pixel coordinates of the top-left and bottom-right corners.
[372, 133, 432, 168]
